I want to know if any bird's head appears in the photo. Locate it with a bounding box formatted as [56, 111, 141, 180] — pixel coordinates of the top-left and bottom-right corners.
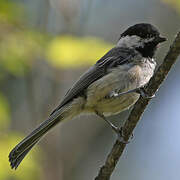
[117, 23, 166, 58]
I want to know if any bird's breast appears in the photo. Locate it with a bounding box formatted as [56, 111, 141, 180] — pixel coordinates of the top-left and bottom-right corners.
[84, 59, 156, 115]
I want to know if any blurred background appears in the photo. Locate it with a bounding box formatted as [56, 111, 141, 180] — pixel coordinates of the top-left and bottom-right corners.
[0, 0, 180, 180]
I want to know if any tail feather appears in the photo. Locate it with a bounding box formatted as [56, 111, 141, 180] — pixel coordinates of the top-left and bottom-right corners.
[9, 139, 39, 170]
[9, 108, 64, 169]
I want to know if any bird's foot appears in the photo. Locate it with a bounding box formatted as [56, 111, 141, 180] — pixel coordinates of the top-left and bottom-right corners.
[136, 87, 155, 99]
[112, 126, 129, 144]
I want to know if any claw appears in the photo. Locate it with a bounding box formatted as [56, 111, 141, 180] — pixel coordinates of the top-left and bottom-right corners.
[136, 87, 155, 99]
[115, 127, 129, 144]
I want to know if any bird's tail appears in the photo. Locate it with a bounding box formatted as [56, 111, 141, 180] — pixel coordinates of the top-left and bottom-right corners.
[9, 101, 81, 170]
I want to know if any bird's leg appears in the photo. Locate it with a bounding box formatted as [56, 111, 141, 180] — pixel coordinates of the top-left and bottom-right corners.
[95, 112, 128, 143]
[109, 89, 137, 98]
[111, 87, 155, 99]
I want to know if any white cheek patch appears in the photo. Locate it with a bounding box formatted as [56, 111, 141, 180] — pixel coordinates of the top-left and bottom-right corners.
[117, 35, 141, 48]
[116, 35, 155, 48]
[143, 37, 155, 43]
[139, 37, 155, 48]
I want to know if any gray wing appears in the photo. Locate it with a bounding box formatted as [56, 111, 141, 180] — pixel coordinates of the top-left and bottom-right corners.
[50, 65, 106, 115]
[50, 47, 137, 115]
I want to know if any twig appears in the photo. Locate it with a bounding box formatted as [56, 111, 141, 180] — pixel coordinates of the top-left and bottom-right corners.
[95, 31, 180, 180]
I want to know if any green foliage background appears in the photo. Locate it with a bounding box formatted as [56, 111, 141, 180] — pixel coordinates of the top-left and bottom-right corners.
[0, 1, 112, 179]
[1, 0, 180, 180]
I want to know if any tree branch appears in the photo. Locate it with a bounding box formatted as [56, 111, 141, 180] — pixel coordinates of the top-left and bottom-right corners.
[95, 31, 180, 180]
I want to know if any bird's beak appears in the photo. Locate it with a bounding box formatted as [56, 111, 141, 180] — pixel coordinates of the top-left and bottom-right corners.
[157, 36, 167, 43]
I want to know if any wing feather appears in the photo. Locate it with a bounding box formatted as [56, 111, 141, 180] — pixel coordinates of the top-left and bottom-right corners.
[50, 47, 137, 115]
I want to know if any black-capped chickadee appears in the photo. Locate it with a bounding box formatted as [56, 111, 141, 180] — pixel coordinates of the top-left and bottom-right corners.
[9, 23, 166, 169]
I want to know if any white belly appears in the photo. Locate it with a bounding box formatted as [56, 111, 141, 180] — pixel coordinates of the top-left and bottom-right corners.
[84, 59, 155, 116]
[97, 92, 140, 116]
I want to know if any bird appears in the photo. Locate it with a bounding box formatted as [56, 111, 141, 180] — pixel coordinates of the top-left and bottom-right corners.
[9, 23, 166, 169]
